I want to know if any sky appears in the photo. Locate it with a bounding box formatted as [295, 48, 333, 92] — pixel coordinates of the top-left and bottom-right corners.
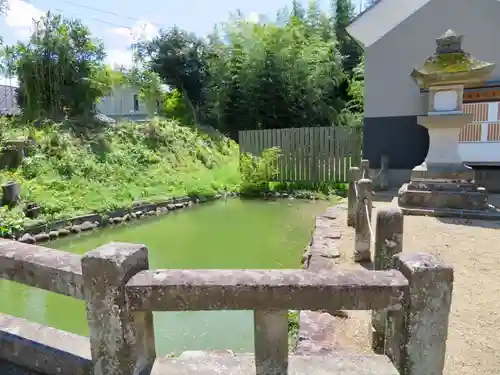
[0, 0, 364, 85]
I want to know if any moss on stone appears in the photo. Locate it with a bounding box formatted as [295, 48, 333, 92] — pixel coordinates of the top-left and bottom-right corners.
[418, 52, 489, 74]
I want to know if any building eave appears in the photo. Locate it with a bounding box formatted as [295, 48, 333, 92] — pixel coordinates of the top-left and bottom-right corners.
[346, 0, 432, 49]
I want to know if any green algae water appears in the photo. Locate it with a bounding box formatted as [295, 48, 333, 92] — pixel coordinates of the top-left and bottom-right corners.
[0, 199, 330, 356]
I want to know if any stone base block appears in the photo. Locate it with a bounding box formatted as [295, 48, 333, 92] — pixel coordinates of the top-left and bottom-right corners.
[400, 206, 500, 220]
[407, 181, 482, 192]
[398, 183, 489, 211]
[411, 162, 474, 182]
[152, 353, 400, 375]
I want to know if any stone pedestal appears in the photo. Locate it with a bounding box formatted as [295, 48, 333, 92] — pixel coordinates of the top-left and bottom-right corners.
[398, 115, 500, 219]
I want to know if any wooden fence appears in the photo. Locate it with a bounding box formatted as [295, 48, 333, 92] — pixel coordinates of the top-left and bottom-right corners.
[238, 126, 362, 183]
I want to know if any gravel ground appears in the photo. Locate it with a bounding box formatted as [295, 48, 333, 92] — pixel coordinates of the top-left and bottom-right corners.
[330, 193, 500, 375]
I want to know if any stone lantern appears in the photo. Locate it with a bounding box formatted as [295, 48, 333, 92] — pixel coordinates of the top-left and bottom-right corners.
[398, 30, 500, 217]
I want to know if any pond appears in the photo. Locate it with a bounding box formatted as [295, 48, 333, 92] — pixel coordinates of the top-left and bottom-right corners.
[0, 198, 330, 356]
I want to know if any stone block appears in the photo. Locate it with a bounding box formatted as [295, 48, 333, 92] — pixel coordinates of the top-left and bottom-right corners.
[392, 252, 453, 375]
[81, 243, 156, 375]
[295, 311, 336, 355]
[347, 167, 361, 227]
[398, 183, 488, 211]
[125, 268, 408, 312]
[372, 207, 404, 353]
[0, 313, 91, 375]
[354, 178, 372, 262]
[253, 310, 288, 375]
[150, 353, 400, 375]
[0, 239, 84, 299]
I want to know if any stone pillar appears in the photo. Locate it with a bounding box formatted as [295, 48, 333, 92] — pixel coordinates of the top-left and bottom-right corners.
[354, 178, 372, 262]
[347, 167, 361, 227]
[379, 155, 389, 190]
[371, 207, 404, 353]
[81, 243, 156, 375]
[389, 252, 454, 375]
[361, 159, 370, 179]
[253, 310, 288, 375]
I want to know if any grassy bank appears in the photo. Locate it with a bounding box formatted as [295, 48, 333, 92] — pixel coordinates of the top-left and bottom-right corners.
[0, 118, 240, 235]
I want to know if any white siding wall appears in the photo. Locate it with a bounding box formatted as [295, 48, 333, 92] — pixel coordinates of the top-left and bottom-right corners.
[364, 0, 500, 118]
[96, 85, 148, 117]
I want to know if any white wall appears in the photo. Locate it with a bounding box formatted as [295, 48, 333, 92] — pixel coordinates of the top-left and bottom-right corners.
[96, 85, 148, 117]
[364, 0, 500, 118]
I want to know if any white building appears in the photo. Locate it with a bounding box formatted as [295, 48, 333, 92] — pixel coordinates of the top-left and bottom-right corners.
[96, 85, 158, 121]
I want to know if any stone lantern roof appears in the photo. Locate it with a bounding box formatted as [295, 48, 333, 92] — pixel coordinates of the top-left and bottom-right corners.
[411, 29, 495, 88]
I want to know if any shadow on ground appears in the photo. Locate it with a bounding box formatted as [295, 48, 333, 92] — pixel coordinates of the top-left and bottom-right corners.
[0, 361, 43, 375]
[436, 217, 500, 229]
[372, 190, 397, 203]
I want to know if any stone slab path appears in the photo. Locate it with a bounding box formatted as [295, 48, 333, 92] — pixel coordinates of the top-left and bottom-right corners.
[329, 192, 500, 375]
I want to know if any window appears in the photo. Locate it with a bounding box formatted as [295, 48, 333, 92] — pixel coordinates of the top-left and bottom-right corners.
[133, 94, 139, 111]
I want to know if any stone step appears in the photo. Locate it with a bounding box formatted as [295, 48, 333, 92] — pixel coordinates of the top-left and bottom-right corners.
[151, 353, 400, 375]
[407, 181, 483, 192]
[398, 183, 489, 210]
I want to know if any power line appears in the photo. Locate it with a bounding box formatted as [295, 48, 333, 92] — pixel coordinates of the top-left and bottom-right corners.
[29, 0, 167, 29]
[53, 7, 134, 30]
[57, 0, 140, 23]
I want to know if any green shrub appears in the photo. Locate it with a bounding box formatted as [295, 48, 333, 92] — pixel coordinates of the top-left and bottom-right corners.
[288, 310, 300, 350]
[239, 147, 280, 196]
[0, 117, 240, 232]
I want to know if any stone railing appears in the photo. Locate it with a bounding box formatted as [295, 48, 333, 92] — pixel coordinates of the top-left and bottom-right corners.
[347, 159, 375, 262]
[346, 161, 453, 375]
[0, 231, 453, 375]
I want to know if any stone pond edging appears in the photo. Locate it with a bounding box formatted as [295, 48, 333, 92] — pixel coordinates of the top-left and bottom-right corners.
[12, 191, 339, 245]
[15, 193, 238, 245]
[296, 203, 347, 355]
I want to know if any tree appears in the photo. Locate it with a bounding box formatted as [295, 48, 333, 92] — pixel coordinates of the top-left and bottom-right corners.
[6, 12, 111, 121]
[135, 27, 208, 123]
[202, 5, 345, 136]
[333, 0, 362, 75]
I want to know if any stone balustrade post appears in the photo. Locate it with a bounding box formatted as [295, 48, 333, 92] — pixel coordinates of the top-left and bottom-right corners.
[354, 178, 372, 262]
[361, 159, 370, 179]
[371, 207, 404, 354]
[254, 309, 289, 375]
[386, 252, 454, 375]
[379, 155, 389, 191]
[81, 243, 156, 375]
[347, 167, 361, 227]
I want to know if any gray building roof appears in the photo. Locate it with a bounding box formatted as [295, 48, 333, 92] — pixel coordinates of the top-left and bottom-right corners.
[347, 0, 432, 48]
[0, 84, 20, 115]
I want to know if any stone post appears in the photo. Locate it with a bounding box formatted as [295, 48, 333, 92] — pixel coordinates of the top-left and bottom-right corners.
[361, 159, 370, 179]
[354, 178, 372, 262]
[347, 167, 361, 227]
[371, 207, 404, 353]
[254, 309, 288, 375]
[379, 155, 389, 191]
[81, 243, 156, 375]
[388, 252, 454, 375]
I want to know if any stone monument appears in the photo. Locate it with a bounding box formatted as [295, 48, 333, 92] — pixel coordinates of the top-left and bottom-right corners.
[398, 30, 500, 218]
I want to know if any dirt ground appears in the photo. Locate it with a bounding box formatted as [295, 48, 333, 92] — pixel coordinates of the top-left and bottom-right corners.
[331, 193, 500, 375]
